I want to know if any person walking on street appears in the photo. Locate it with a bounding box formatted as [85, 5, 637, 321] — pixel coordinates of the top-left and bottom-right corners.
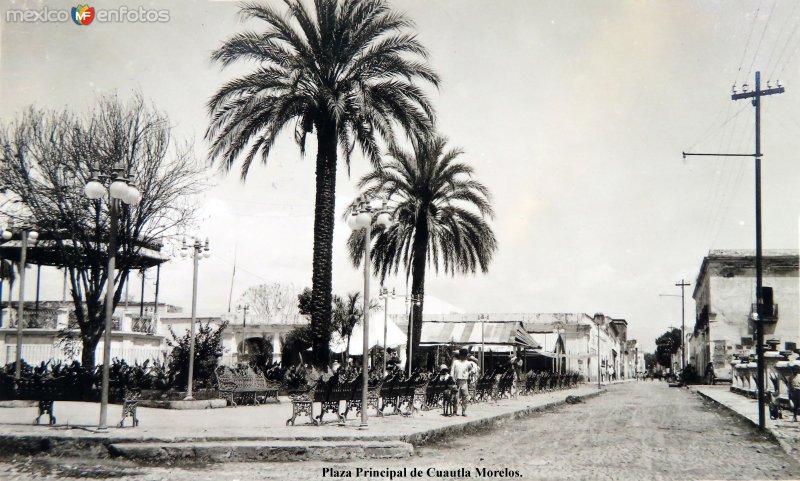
[790, 366, 800, 422]
[451, 348, 475, 417]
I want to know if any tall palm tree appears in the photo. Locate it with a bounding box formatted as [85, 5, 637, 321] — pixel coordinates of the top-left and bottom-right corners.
[208, 0, 439, 368]
[347, 135, 497, 365]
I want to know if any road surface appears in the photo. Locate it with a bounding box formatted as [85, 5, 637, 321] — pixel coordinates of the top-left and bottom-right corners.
[2, 381, 798, 480]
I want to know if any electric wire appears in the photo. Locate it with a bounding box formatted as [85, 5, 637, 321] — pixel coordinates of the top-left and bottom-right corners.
[747, 0, 779, 80]
[737, 0, 765, 85]
[764, 0, 800, 78]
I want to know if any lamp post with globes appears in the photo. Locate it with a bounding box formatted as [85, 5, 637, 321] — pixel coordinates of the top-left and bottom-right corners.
[347, 195, 392, 429]
[84, 161, 141, 429]
[378, 287, 397, 376]
[1, 227, 38, 379]
[180, 237, 210, 401]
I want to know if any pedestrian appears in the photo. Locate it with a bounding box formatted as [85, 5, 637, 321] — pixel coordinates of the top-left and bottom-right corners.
[437, 364, 457, 416]
[791, 366, 800, 422]
[467, 356, 480, 383]
[467, 355, 480, 401]
[451, 348, 475, 417]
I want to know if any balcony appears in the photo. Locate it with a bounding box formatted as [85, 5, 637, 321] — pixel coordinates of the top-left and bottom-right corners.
[1, 309, 59, 330]
[751, 303, 778, 322]
[131, 316, 155, 334]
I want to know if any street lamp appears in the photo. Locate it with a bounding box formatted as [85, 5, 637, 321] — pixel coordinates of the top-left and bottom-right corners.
[237, 304, 250, 327]
[347, 195, 392, 429]
[2, 227, 38, 379]
[84, 162, 141, 429]
[180, 237, 210, 401]
[478, 314, 488, 372]
[594, 313, 605, 390]
[378, 287, 397, 376]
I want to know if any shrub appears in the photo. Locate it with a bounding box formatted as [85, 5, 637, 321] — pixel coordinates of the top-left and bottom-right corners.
[166, 320, 227, 390]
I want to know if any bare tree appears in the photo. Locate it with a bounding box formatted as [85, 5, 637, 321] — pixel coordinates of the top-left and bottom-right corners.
[236, 282, 302, 324]
[0, 93, 204, 368]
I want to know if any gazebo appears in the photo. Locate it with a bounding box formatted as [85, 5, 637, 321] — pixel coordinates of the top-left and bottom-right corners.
[0, 231, 169, 326]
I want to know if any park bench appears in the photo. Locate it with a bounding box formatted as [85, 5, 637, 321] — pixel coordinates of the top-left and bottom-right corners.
[5, 379, 140, 427]
[286, 376, 381, 425]
[215, 365, 280, 407]
[378, 374, 403, 416]
[496, 372, 516, 399]
[474, 373, 498, 401]
[396, 377, 423, 416]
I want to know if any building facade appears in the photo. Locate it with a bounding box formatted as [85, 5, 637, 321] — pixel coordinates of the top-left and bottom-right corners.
[689, 249, 800, 381]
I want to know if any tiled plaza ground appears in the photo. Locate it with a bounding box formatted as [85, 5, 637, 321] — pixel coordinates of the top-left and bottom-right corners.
[0, 385, 600, 448]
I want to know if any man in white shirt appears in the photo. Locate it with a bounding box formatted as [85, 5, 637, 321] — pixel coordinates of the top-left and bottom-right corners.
[451, 348, 475, 416]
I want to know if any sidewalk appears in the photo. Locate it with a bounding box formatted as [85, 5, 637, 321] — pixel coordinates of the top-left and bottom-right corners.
[693, 385, 800, 463]
[0, 385, 603, 462]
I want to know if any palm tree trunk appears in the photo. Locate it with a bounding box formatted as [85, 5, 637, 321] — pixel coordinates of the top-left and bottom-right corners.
[310, 122, 338, 369]
[81, 331, 101, 368]
[407, 214, 428, 369]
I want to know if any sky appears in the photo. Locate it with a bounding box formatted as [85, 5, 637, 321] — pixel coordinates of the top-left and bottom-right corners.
[3, 0, 800, 352]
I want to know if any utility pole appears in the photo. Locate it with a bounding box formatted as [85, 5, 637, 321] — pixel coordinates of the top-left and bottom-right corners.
[675, 280, 690, 378]
[681, 71, 784, 432]
[732, 71, 783, 431]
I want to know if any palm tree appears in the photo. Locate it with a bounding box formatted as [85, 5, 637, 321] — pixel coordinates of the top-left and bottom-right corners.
[346, 135, 497, 365]
[208, 0, 439, 368]
[332, 291, 381, 361]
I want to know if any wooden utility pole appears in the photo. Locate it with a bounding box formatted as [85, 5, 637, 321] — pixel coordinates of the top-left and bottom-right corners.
[731, 71, 784, 431]
[675, 280, 690, 376]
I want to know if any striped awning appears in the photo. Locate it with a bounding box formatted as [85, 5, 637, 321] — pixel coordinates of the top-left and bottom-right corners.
[420, 321, 541, 350]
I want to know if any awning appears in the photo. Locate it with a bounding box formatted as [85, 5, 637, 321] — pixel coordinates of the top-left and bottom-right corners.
[531, 351, 592, 359]
[419, 321, 541, 350]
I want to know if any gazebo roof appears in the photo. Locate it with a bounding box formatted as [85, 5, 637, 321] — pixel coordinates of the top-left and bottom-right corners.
[0, 232, 168, 269]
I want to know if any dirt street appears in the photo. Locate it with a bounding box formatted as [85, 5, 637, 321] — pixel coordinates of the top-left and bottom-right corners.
[2, 382, 799, 480]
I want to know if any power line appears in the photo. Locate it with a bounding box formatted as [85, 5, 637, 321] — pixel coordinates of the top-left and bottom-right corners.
[766, 1, 800, 78]
[747, 0, 779, 80]
[737, 0, 765, 84]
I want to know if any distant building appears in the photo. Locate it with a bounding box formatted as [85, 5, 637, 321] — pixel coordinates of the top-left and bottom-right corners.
[689, 249, 799, 382]
[391, 312, 632, 381]
[0, 301, 179, 366]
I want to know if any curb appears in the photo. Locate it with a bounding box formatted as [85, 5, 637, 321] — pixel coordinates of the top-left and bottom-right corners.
[693, 389, 800, 463]
[402, 389, 604, 446]
[109, 439, 414, 463]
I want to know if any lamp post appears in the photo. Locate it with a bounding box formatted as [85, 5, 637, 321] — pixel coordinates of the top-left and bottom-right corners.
[478, 314, 488, 372]
[2, 227, 38, 379]
[347, 195, 392, 429]
[378, 287, 396, 376]
[180, 237, 210, 401]
[594, 313, 604, 390]
[238, 304, 250, 327]
[84, 162, 141, 429]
